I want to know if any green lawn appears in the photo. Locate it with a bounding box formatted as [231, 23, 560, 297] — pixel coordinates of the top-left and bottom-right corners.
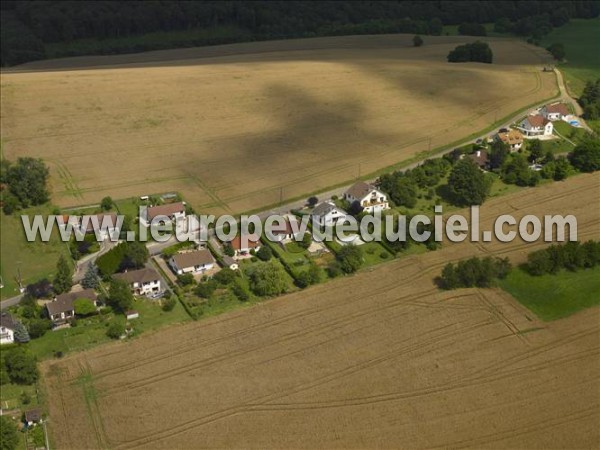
[359, 242, 394, 267]
[499, 266, 600, 321]
[541, 19, 600, 96]
[0, 382, 38, 410]
[0, 206, 70, 300]
[552, 120, 590, 145]
[27, 297, 190, 360]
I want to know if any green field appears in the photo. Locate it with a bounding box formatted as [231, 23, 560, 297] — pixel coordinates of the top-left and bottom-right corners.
[499, 266, 600, 321]
[541, 19, 600, 96]
[0, 207, 70, 301]
[26, 297, 190, 360]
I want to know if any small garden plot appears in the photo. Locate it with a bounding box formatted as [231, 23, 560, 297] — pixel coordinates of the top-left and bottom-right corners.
[360, 242, 393, 267]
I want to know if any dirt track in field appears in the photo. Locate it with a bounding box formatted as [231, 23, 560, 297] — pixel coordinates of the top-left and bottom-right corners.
[41, 173, 600, 449]
[1, 34, 556, 213]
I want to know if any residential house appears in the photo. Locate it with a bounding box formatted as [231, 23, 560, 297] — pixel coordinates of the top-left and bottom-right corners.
[343, 181, 389, 213]
[465, 150, 490, 170]
[169, 249, 215, 275]
[497, 129, 524, 152]
[80, 213, 119, 241]
[46, 289, 98, 324]
[518, 115, 553, 137]
[222, 256, 239, 271]
[311, 201, 347, 227]
[230, 234, 261, 258]
[114, 268, 161, 296]
[24, 409, 42, 426]
[145, 202, 186, 224]
[269, 216, 302, 244]
[541, 102, 569, 121]
[0, 312, 16, 344]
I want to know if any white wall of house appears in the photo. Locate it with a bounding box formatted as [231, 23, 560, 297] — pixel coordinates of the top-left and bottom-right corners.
[169, 259, 214, 275]
[50, 310, 74, 322]
[344, 189, 389, 213]
[0, 326, 14, 345]
[314, 209, 344, 227]
[132, 279, 161, 295]
[519, 119, 553, 137]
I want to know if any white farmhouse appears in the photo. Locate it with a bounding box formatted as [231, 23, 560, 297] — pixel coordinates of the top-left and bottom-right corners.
[311, 201, 347, 227]
[169, 249, 215, 275]
[343, 181, 389, 213]
[518, 115, 553, 137]
[114, 268, 161, 296]
[540, 102, 569, 121]
[0, 312, 17, 344]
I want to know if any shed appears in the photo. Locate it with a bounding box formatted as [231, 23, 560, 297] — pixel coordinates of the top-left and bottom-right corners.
[126, 310, 139, 320]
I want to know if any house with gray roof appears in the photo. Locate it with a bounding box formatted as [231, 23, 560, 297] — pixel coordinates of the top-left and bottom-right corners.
[343, 181, 389, 213]
[311, 201, 347, 227]
[169, 249, 215, 275]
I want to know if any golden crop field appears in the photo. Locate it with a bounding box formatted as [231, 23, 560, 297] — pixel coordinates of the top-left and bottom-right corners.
[1, 34, 556, 214]
[41, 173, 600, 449]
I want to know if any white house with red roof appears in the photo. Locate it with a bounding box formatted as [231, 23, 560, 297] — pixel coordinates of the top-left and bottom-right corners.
[518, 115, 553, 137]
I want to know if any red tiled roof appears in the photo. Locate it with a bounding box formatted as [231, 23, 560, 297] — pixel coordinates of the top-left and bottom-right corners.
[147, 202, 185, 221]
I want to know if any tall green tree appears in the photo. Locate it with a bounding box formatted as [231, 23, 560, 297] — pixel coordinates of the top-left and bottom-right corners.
[108, 278, 134, 313]
[447, 159, 491, 206]
[246, 261, 288, 296]
[336, 246, 363, 274]
[569, 139, 600, 172]
[4, 347, 38, 385]
[5, 157, 49, 207]
[53, 255, 73, 295]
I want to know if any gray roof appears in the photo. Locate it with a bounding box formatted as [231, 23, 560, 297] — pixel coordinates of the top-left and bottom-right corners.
[222, 256, 237, 267]
[114, 268, 160, 285]
[25, 408, 42, 422]
[0, 312, 17, 331]
[344, 181, 374, 199]
[46, 289, 97, 316]
[171, 250, 215, 269]
[312, 201, 338, 217]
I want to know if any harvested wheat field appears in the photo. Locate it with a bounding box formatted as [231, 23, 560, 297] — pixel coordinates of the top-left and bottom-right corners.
[41, 173, 600, 449]
[2, 34, 556, 214]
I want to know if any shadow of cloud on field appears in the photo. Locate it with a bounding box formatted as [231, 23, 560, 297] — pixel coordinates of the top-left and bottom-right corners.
[179, 81, 401, 208]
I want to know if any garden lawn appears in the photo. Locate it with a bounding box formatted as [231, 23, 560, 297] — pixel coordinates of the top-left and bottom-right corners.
[499, 266, 600, 321]
[0, 206, 70, 301]
[359, 242, 393, 267]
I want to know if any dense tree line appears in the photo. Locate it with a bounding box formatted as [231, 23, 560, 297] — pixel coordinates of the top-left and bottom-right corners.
[578, 78, 600, 120]
[438, 256, 512, 289]
[1, 1, 598, 66]
[1, 157, 50, 214]
[378, 158, 450, 208]
[525, 240, 600, 275]
[447, 41, 493, 63]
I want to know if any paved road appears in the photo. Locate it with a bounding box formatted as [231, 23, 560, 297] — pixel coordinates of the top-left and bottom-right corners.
[0, 70, 587, 310]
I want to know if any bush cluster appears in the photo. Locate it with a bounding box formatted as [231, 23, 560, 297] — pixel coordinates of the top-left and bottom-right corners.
[525, 240, 600, 276]
[439, 257, 511, 289]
